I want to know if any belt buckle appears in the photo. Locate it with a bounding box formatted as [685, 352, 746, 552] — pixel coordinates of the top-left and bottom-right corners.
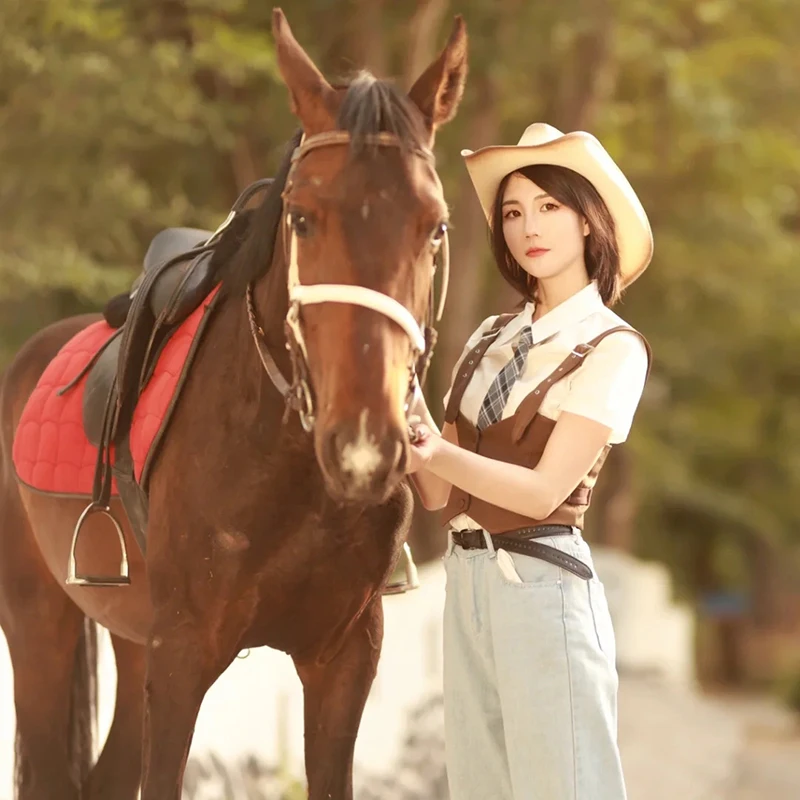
[454, 529, 482, 549]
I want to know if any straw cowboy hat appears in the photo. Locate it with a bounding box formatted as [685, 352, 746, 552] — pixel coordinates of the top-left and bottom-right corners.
[461, 123, 653, 286]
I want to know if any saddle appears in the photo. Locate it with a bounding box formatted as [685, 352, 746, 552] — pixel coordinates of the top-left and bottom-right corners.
[63, 180, 275, 574]
[81, 227, 215, 449]
[67, 227, 219, 569]
[82, 180, 275, 446]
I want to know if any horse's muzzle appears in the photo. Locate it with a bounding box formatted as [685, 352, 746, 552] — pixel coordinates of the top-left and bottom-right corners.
[318, 417, 407, 504]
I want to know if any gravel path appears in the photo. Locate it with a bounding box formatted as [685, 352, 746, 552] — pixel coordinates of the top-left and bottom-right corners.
[617, 675, 800, 800]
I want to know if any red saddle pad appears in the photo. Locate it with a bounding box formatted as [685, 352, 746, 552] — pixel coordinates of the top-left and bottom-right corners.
[13, 287, 220, 497]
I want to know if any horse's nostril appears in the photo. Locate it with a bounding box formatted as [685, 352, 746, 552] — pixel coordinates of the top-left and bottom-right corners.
[322, 427, 343, 473]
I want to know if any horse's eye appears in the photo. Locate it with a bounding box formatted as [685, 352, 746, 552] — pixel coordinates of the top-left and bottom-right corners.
[431, 221, 448, 249]
[291, 212, 312, 238]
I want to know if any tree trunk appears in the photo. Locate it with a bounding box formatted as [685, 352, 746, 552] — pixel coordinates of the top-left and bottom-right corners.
[747, 536, 785, 628]
[139, 0, 264, 195]
[544, 0, 617, 130]
[591, 447, 636, 551]
[230, 135, 261, 194]
[437, 77, 500, 382]
[330, 0, 387, 77]
[403, 0, 451, 88]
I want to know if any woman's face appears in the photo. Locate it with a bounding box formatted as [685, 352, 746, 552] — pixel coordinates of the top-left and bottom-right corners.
[501, 172, 589, 284]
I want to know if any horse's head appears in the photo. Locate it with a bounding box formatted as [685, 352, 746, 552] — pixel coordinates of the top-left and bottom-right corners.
[271, 9, 468, 504]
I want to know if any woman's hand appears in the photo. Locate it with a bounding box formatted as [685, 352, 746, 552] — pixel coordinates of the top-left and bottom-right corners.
[406, 418, 441, 474]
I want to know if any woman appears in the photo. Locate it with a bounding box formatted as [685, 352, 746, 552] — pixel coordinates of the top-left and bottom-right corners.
[407, 123, 653, 800]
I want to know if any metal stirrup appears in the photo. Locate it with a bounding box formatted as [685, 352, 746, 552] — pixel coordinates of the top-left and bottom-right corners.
[382, 543, 420, 595]
[66, 504, 131, 587]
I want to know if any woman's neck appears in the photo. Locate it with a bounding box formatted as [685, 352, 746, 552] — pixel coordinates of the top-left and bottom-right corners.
[532, 270, 591, 321]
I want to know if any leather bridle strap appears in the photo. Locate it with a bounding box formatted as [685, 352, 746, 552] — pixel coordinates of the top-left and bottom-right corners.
[287, 285, 427, 354]
[246, 283, 291, 398]
[287, 130, 434, 165]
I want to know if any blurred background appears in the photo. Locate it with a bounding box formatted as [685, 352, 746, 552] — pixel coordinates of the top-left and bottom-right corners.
[2, 0, 800, 797]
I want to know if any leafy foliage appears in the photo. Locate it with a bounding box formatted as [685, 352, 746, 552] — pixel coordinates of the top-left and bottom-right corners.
[2, 0, 800, 606]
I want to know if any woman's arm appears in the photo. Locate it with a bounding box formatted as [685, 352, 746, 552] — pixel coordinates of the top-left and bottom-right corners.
[408, 422, 458, 510]
[414, 411, 613, 519]
[406, 385, 457, 510]
[406, 314, 504, 510]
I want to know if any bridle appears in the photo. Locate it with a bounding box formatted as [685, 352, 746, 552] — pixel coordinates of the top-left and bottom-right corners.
[244, 130, 450, 433]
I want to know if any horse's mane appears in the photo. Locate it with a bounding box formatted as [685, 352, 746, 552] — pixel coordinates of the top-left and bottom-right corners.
[213, 129, 300, 296]
[215, 72, 428, 296]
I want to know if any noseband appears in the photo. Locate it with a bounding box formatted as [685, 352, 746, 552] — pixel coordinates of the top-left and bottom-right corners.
[244, 130, 450, 433]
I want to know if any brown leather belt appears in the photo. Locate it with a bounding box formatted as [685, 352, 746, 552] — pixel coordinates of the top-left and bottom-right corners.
[451, 525, 593, 581]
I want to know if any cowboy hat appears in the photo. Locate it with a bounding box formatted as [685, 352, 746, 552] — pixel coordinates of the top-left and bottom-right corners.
[461, 123, 653, 285]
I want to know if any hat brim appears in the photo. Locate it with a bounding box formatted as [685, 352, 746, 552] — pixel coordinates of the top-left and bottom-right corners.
[462, 132, 653, 287]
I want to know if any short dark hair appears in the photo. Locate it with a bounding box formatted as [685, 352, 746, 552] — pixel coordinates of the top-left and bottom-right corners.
[489, 164, 622, 305]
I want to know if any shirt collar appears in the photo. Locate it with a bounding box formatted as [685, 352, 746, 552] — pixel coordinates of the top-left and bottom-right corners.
[494, 281, 605, 347]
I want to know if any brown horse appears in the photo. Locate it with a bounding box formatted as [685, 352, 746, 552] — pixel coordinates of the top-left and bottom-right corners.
[0, 9, 468, 799]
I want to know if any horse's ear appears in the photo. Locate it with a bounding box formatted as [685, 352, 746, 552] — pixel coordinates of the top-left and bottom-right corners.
[407, 16, 468, 141]
[272, 8, 337, 134]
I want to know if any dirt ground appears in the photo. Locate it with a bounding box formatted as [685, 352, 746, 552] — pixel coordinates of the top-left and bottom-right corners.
[617, 674, 800, 800]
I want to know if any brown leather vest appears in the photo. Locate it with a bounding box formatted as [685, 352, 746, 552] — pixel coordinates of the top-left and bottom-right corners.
[440, 315, 652, 534]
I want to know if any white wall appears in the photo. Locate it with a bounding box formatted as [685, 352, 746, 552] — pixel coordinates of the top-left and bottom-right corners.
[592, 546, 696, 687]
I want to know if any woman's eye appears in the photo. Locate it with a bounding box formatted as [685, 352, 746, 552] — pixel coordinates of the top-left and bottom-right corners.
[542, 202, 560, 212]
[503, 210, 520, 220]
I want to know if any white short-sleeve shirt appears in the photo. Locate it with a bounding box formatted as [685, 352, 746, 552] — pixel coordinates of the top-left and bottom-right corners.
[443, 281, 650, 530]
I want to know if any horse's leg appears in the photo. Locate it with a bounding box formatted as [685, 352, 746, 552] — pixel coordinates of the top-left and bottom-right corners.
[84, 634, 146, 800]
[0, 478, 97, 800]
[138, 618, 237, 800]
[295, 598, 384, 800]
[7, 601, 95, 800]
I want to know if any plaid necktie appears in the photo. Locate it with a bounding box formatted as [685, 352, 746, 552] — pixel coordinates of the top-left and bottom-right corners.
[476, 326, 534, 430]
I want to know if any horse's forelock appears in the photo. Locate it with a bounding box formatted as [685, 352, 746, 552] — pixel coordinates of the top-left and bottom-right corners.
[336, 72, 428, 156]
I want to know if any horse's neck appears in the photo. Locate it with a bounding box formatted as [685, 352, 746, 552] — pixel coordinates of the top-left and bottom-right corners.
[200, 257, 293, 435]
[199, 224, 292, 400]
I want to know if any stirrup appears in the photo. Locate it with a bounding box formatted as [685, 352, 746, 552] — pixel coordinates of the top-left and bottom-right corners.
[382, 542, 420, 595]
[66, 503, 131, 587]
